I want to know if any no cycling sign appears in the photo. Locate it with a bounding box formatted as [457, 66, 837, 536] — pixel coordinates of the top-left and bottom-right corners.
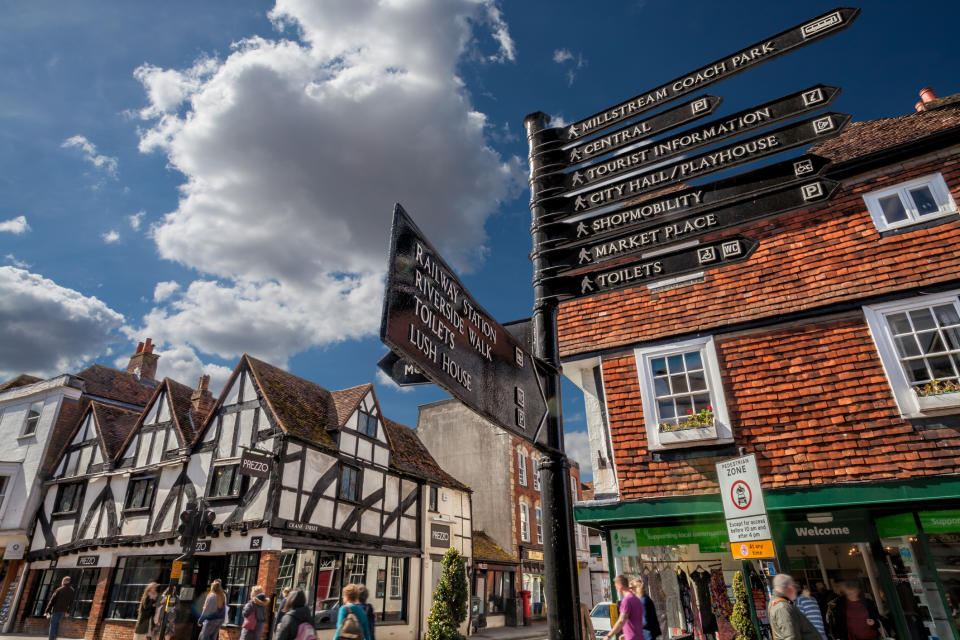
[716, 454, 774, 558]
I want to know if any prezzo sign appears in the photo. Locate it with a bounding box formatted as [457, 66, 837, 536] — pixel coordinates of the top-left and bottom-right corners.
[430, 523, 451, 549]
[716, 454, 773, 558]
[239, 448, 271, 479]
[77, 555, 98, 567]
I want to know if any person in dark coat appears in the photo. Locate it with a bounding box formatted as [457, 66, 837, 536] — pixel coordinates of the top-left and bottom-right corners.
[44, 576, 75, 640]
[274, 590, 312, 640]
[135, 582, 160, 640]
[826, 582, 882, 640]
[629, 578, 662, 640]
[356, 585, 376, 640]
[239, 586, 269, 640]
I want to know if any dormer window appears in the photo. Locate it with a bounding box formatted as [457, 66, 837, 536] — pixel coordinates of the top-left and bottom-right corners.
[358, 411, 378, 438]
[22, 400, 43, 436]
[864, 172, 958, 232]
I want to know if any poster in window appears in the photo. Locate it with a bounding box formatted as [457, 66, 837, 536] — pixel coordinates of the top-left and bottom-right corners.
[376, 569, 386, 598]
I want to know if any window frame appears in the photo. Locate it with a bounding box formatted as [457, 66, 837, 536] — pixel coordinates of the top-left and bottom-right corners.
[519, 502, 530, 542]
[339, 464, 362, 503]
[428, 486, 439, 512]
[105, 556, 173, 620]
[517, 451, 527, 487]
[123, 474, 158, 512]
[224, 552, 260, 626]
[357, 411, 378, 438]
[30, 568, 98, 618]
[535, 506, 543, 544]
[864, 291, 960, 418]
[21, 400, 43, 437]
[209, 463, 247, 500]
[634, 335, 732, 451]
[863, 172, 958, 232]
[52, 482, 83, 516]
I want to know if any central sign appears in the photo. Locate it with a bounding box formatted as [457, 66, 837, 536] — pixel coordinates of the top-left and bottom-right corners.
[380, 204, 549, 441]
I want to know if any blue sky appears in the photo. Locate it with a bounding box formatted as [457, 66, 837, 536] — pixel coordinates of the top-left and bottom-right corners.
[1, 0, 958, 478]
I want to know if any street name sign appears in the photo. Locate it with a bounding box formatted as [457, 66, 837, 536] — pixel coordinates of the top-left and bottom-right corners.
[377, 350, 431, 386]
[545, 179, 839, 270]
[563, 112, 850, 200]
[564, 7, 860, 140]
[716, 454, 774, 559]
[545, 236, 758, 300]
[380, 204, 549, 441]
[562, 86, 840, 190]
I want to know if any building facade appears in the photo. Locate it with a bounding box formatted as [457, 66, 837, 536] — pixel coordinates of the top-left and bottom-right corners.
[565, 89, 960, 640]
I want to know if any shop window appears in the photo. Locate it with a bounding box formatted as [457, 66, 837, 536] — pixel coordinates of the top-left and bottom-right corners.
[428, 486, 439, 512]
[535, 507, 543, 544]
[357, 411, 378, 438]
[210, 463, 246, 498]
[517, 451, 527, 487]
[484, 570, 514, 614]
[863, 173, 957, 232]
[106, 556, 173, 619]
[124, 475, 157, 511]
[22, 400, 43, 436]
[53, 482, 82, 515]
[390, 560, 402, 599]
[225, 552, 260, 625]
[520, 503, 530, 542]
[30, 568, 98, 618]
[635, 336, 732, 450]
[864, 292, 960, 417]
[339, 464, 361, 502]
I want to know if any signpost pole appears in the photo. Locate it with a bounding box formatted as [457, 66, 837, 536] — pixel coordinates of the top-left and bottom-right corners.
[524, 110, 582, 640]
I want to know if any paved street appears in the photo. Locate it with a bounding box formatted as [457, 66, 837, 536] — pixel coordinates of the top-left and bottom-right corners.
[470, 622, 549, 639]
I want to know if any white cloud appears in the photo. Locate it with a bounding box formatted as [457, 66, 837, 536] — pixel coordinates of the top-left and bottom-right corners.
[564, 429, 592, 475]
[549, 113, 569, 129]
[101, 230, 120, 243]
[128, 211, 145, 230]
[4, 254, 31, 269]
[0, 215, 29, 234]
[61, 135, 118, 177]
[552, 49, 587, 86]
[375, 369, 414, 393]
[129, 0, 523, 370]
[114, 341, 232, 396]
[0, 267, 124, 380]
[553, 49, 574, 64]
[152, 280, 180, 302]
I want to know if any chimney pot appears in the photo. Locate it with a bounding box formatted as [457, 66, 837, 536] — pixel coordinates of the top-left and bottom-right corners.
[136, 342, 144, 354]
[920, 87, 938, 103]
[144, 338, 154, 354]
[916, 101, 926, 113]
[127, 338, 159, 382]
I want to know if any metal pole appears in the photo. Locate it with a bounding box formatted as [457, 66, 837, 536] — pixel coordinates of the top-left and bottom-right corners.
[524, 110, 582, 640]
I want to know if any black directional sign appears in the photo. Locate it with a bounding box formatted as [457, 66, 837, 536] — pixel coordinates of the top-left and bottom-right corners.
[564, 7, 860, 140]
[542, 154, 831, 244]
[380, 204, 549, 441]
[563, 85, 840, 190]
[564, 95, 722, 159]
[544, 179, 839, 272]
[566, 112, 850, 214]
[377, 350, 431, 386]
[545, 236, 759, 300]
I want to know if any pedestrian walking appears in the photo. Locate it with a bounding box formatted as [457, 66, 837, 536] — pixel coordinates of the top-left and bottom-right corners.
[356, 585, 376, 640]
[629, 578, 662, 639]
[768, 575, 821, 640]
[44, 576, 75, 640]
[240, 586, 270, 640]
[135, 582, 160, 640]
[813, 582, 836, 618]
[606, 574, 644, 640]
[277, 587, 292, 615]
[274, 590, 316, 640]
[334, 584, 371, 640]
[826, 582, 882, 640]
[795, 586, 827, 640]
[198, 580, 228, 640]
[153, 586, 177, 640]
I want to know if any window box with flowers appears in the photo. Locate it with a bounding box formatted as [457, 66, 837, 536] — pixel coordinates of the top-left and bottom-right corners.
[915, 379, 960, 413]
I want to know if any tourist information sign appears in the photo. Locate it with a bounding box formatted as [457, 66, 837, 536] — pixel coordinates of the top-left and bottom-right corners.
[543, 179, 840, 271]
[564, 6, 860, 140]
[377, 350, 431, 386]
[380, 204, 549, 441]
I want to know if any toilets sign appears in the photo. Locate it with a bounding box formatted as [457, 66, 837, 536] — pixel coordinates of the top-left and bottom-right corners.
[717, 454, 773, 557]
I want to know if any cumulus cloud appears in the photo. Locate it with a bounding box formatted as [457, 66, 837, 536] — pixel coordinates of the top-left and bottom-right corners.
[101, 230, 120, 243]
[152, 280, 180, 302]
[114, 341, 233, 395]
[564, 429, 592, 478]
[0, 216, 29, 235]
[129, 0, 523, 371]
[128, 211, 145, 230]
[4, 254, 31, 269]
[0, 267, 124, 380]
[553, 49, 574, 64]
[61, 135, 118, 177]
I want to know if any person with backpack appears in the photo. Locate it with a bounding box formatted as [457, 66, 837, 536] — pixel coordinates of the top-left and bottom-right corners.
[356, 585, 376, 640]
[134, 582, 160, 640]
[197, 580, 228, 640]
[334, 584, 371, 640]
[274, 590, 316, 640]
[240, 586, 269, 640]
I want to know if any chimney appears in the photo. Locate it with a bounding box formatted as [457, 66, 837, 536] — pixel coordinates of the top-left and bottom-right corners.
[191, 375, 215, 421]
[126, 338, 159, 382]
[916, 87, 939, 112]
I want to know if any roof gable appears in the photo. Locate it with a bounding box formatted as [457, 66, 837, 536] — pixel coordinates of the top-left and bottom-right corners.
[330, 383, 373, 429]
[118, 377, 199, 461]
[91, 402, 141, 460]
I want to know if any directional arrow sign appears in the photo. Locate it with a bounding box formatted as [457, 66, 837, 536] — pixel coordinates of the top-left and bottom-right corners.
[565, 6, 860, 141]
[562, 85, 840, 190]
[542, 154, 831, 245]
[567, 112, 850, 215]
[564, 95, 722, 160]
[545, 179, 839, 271]
[545, 236, 759, 301]
[380, 204, 548, 441]
[377, 351, 431, 386]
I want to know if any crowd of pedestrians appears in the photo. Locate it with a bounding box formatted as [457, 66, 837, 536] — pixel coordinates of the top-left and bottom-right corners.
[769, 574, 888, 640]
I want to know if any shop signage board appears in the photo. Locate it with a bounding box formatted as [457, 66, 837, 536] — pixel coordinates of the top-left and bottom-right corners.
[239, 447, 271, 479]
[920, 510, 960, 534]
[717, 454, 774, 558]
[611, 529, 638, 557]
[526, 550, 544, 562]
[561, 86, 841, 191]
[380, 204, 549, 442]
[563, 7, 859, 140]
[431, 523, 451, 548]
[2, 542, 23, 560]
[544, 179, 839, 270]
[781, 519, 874, 544]
[377, 350, 431, 386]
[77, 555, 98, 567]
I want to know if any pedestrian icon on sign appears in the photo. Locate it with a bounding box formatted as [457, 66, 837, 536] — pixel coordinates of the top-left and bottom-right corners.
[735, 484, 748, 507]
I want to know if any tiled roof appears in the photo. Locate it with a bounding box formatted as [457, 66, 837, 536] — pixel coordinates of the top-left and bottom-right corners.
[91, 402, 141, 460]
[383, 418, 470, 491]
[473, 531, 518, 564]
[0, 374, 43, 391]
[40, 398, 82, 477]
[581, 481, 594, 501]
[811, 102, 960, 165]
[75, 364, 156, 407]
[330, 383, 372, 428]
[244, 356, 338, 450]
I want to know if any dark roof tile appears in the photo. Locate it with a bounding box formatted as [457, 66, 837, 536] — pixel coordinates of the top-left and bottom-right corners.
[76, 364, 156, 407]
[0, 374, 43, 391]
[91, 402, 141, 460]
[330, 384, 372, 428]
[473, 531, 518, 564]
[384, 419, 470, 491]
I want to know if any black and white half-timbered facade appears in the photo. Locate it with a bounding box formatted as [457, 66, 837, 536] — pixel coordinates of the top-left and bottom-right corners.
[18, 354, 472, 640]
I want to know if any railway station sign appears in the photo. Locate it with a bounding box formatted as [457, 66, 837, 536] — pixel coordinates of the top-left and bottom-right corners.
[377, 350, 431, 386]
[717, 454, 774, 558]
[380, 204, 548, 441]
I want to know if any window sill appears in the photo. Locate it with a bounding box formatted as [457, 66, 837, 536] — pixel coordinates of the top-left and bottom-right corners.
[17, 433, 37, 440]
[656, 425, 718, 446]
[878, 209, 958, 236]
[50, 511, 79, 519]
[914, 392, 960, 415]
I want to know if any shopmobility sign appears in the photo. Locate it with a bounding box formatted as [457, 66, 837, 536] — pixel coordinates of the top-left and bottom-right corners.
[716, 454, 774, 559]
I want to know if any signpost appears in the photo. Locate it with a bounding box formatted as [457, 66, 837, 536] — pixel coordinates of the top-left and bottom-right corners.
[717, 454, 775, 559]
[376, 350, 431, 386]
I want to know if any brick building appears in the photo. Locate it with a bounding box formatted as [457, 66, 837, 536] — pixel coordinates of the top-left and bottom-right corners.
[566, 88, 960, 640]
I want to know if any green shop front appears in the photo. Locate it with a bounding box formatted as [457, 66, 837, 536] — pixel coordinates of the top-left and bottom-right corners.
[575, 476, 960, 640]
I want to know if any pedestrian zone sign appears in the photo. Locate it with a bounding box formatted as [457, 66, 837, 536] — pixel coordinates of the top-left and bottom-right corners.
[716, 454, 774, 557]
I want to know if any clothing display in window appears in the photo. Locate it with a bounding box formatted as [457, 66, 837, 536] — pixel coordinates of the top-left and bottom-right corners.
[691, 568, 719, 634]
[662, 564, 684, 631]
[645, 567, 668, 631]
[678, 569, 696, 631]
[709, 569, 732, 620]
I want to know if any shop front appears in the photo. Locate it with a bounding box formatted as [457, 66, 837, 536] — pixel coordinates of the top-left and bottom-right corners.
[519, 547, 546, 620]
